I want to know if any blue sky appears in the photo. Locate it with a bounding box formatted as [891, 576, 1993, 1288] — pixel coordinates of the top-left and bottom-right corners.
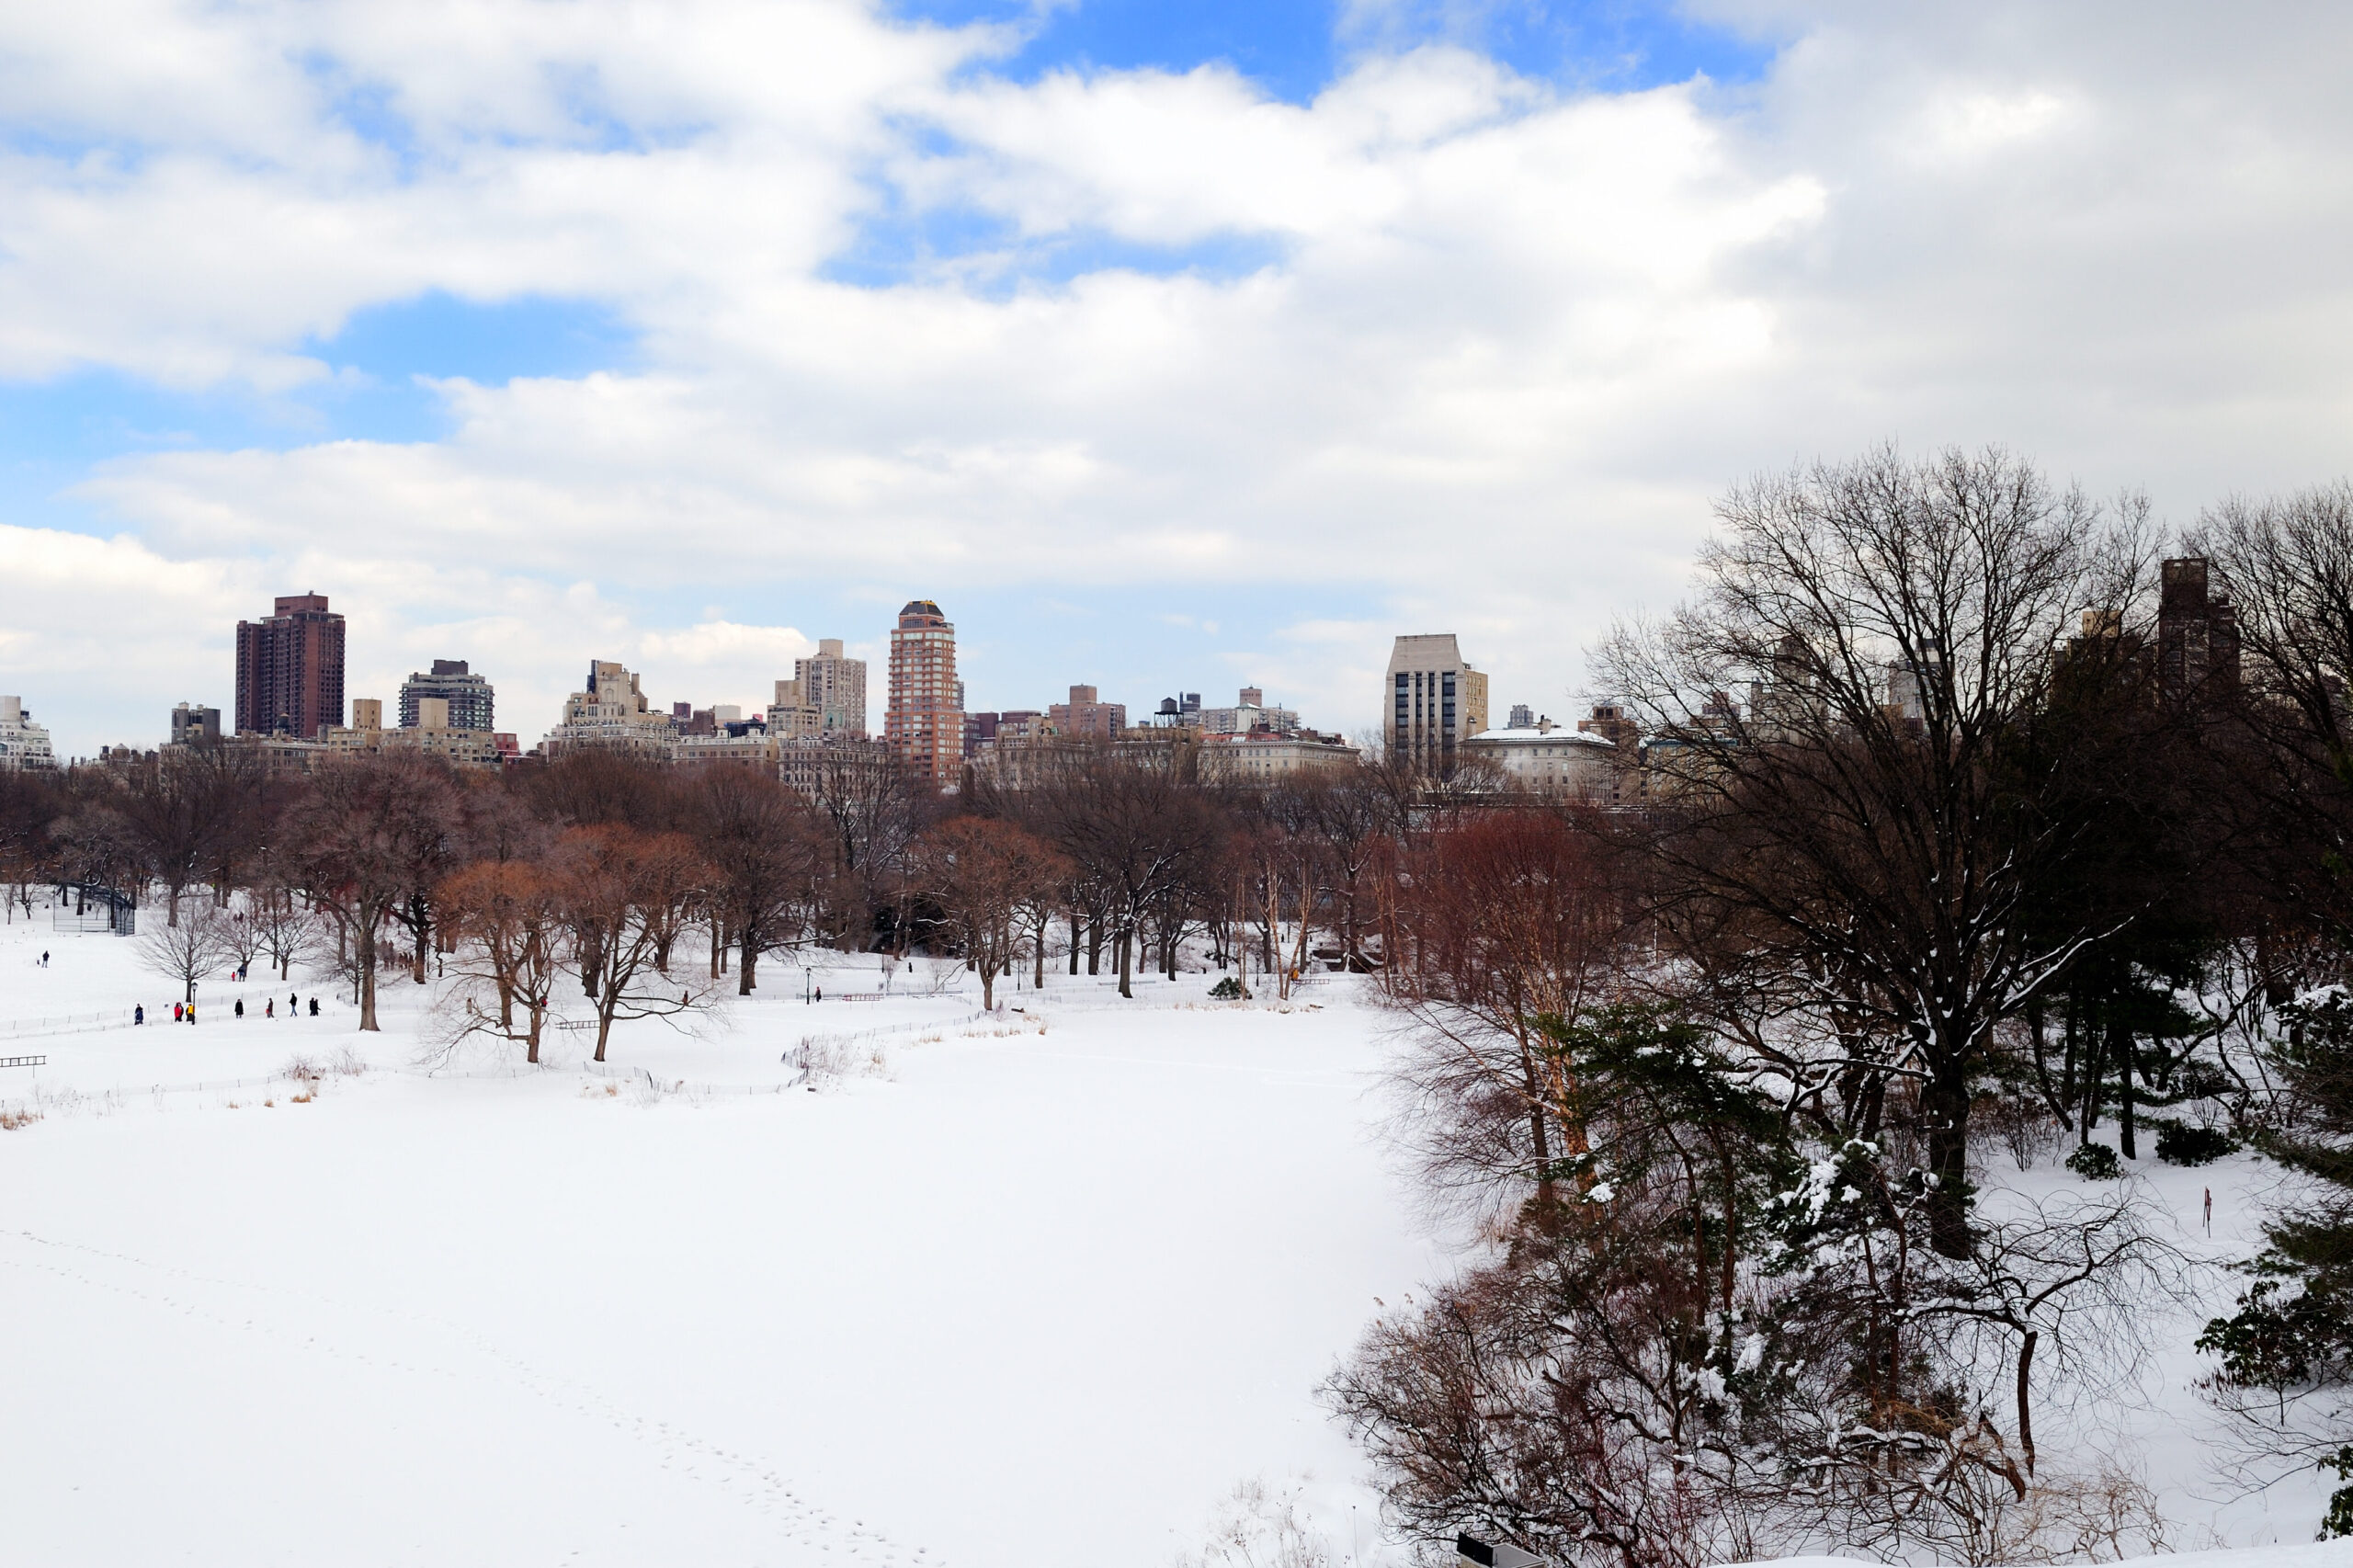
[894, 0, 1773, 104]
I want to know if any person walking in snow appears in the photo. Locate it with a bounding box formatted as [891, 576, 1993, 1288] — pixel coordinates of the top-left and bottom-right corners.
[40, 950, 48, 967]
[134, 1004, 143, 1025]
[308, 996, 319, 1016]
[174, 1002, 183, 1023]
[265, 998, 273, 1017]
[234, 998, 244, 1018]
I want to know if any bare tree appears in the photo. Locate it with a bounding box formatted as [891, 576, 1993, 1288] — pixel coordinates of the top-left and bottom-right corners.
[911, 815, 1070, 1009]
[687, 766, 824, 994]
[1389, 808, 1629, 1218]
[112, 743, 268, 924]
[1032, 751, 1223, 997]
[1598, 444, 2158, 1255]
[555, 824, 712, 1062]
[439, 858, 567, 1062]
[138, 903, 234, 1004]
[246, 874, 324, 981]
[803, 744, 935, 951]
[282, 753, 460, 1031]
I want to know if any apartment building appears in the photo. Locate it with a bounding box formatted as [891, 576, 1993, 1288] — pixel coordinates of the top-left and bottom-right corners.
[542, 661, 676, 760]
[785, 638, 867, 736]
[0, 697, 55, 771]
[323, 696, 506, 769]
[235, 593, 345, 739]
[886, 600, 962, 783]
[1048, 685, 1126, 741]
[399, 660, 495, 732]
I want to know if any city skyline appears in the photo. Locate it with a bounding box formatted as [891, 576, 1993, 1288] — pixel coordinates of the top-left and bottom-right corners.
[6, 7, 2349, 762]
[28, 587, 1389, 759]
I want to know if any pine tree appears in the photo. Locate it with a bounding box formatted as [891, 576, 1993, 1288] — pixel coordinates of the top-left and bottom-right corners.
[2199, 989, 2353, 1535]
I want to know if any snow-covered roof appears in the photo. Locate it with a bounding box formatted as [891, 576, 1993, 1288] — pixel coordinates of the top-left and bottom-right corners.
[1465, 726, 1617, 747]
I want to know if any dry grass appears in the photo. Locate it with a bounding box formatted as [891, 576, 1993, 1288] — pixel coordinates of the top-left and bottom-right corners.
[0, 1106, 41, 1131]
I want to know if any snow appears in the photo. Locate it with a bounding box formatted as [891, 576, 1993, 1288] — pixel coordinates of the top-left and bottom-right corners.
[0, 912, 1443, 1565]
[1, 903, 2347, 1565]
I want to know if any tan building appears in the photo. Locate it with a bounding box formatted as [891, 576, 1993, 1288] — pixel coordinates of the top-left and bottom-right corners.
[677, 731, 779, 770]
[886, 601, 962, 784]
[777, 734, 896, 800]
[1384, 634, 1489, 774]
[775, 638, 866, 737]
[767, 678, 824, 739]
[542, 661, 676, 760]
[323, 695, 505, 769]
[1048, 684, 1126, 741]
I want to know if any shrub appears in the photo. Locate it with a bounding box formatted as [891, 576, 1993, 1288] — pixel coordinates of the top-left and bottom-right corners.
[1209, 976, 1245, 1000]
[2066, 1142, 2124, 1180]
[2154, 1119, 2236, 1166]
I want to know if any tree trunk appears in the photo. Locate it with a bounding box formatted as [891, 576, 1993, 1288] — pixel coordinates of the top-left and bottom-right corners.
[2114, 1013, 2137, 1160]
[2016, 1328, 2040, 1475]
[1068, 913, 1080, 975]
[739, 926, 757, 995]
[1923, 1060, 1972, 1257]
[1086, 917, 1102, 976]
[358, 937, 380, 1032]
[1520, 1028, 1555, 1216]
[1117, 924, 1132, 999]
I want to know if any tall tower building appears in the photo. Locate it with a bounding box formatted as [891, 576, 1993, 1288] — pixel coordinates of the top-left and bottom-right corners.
[2157, 556, 2242, 704]
[1384, 633, 1488, 775]
[886, 600, 962, 783]
[795, 638, 868, 736]
[235, 593, 346, 739]
[399, 659, 495, 731]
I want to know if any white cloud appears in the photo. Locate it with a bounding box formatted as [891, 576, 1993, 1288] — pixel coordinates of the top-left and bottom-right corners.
[5, 2, 2353, 753]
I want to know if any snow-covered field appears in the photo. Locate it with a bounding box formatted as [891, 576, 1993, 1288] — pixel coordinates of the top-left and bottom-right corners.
[0, 910, 1446, 1565]
[0, 904, 2340, 1565]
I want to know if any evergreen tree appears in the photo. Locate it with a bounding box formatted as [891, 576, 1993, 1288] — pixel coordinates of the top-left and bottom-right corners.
[2199, 989, 2353, 1535]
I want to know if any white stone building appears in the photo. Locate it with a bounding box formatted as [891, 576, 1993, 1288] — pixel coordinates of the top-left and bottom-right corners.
[0, 697, 56, 770]
[541, 662, 677, 760]
[1462, 719, 1621, 799]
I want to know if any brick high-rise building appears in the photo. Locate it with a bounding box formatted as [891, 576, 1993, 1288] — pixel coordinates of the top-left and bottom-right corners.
[886, 600, 962, 783]
[1048, 684, 1126, 741]
[235, 593, 346, 739]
